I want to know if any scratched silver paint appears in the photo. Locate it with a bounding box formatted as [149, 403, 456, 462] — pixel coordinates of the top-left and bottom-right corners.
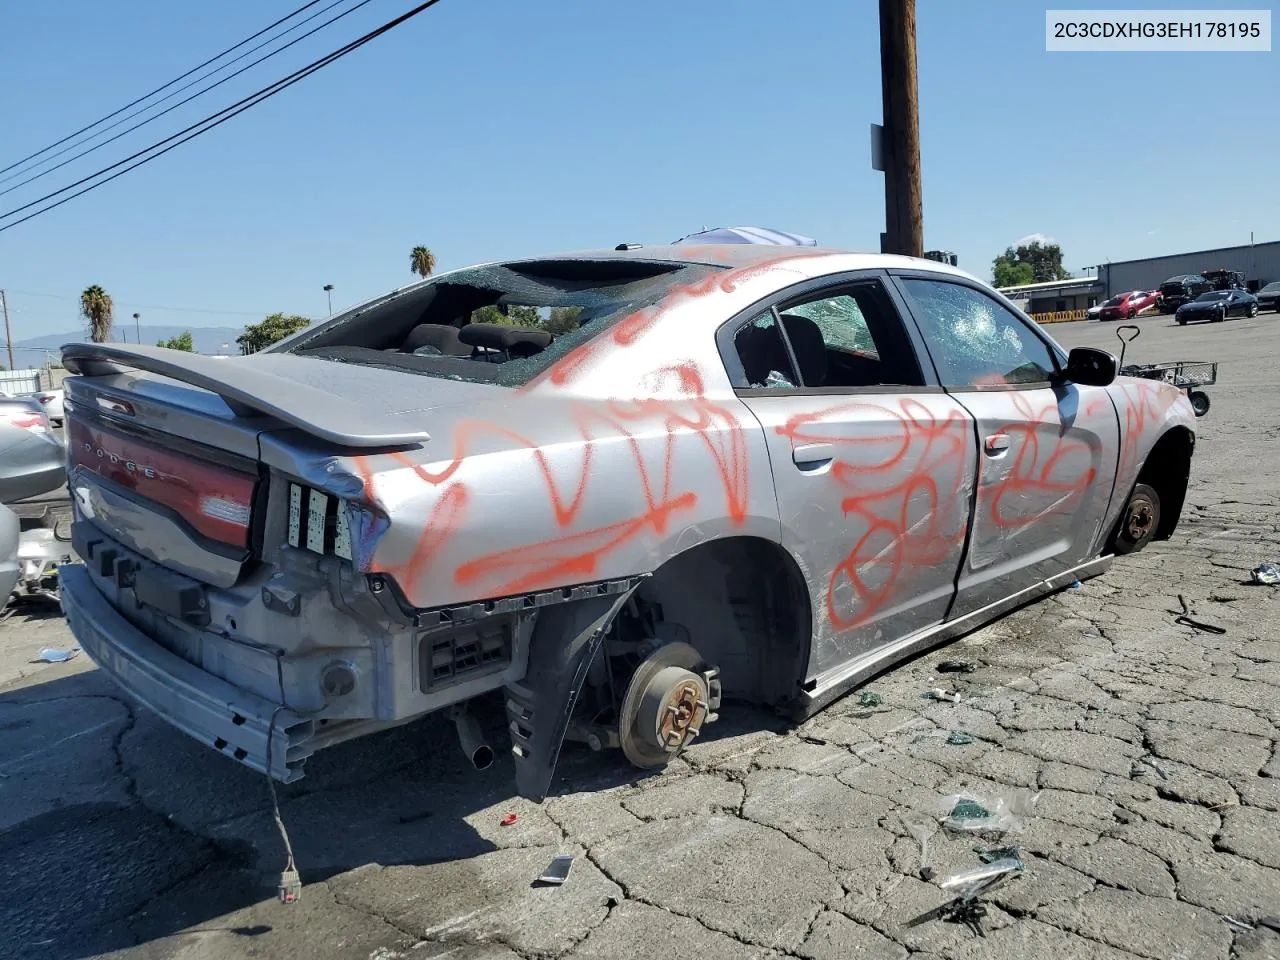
[57, 245, 1197, 785]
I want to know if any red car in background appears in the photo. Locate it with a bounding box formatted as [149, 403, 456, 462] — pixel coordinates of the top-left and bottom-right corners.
[1097, 289, 1159, 321]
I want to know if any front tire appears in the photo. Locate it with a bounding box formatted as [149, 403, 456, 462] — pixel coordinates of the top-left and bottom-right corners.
[1249, 304, 1259, 317]
[1111, 482, 1161, 555]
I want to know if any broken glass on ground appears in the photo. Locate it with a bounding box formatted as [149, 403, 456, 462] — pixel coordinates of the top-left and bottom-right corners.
[929, 788, 1040, 835]
[1250, 562, 1280, 585]
[858, 690, 885, 708]
[32, 647, 79, 663]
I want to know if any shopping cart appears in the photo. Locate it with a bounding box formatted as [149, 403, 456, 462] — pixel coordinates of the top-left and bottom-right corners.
[1114, 325, 1217, 417]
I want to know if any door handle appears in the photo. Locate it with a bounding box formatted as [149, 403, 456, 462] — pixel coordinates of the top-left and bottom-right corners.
[984, 433, 1010, 456]
[792, 443, 834, 470]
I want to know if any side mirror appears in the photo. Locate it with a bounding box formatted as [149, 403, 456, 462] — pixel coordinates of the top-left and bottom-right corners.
[1060, 346, 1118, 387]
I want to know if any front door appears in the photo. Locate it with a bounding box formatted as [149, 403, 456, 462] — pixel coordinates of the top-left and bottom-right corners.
[891, 274, 1121, 618]
[724, 274, 979, 679]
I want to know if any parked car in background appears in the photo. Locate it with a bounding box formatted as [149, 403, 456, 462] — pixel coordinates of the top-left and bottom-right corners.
[1202, 268, 1246, 291]
[1159, 274, 1213, 312]
[0, 398, 65, 502]
[1097, 289, 1159, 321]
[1175, 289, 1260, 324]
[57, 243, 1198, 803]
[1255, 281, 1280, 312]
[28, 388, 64, 426]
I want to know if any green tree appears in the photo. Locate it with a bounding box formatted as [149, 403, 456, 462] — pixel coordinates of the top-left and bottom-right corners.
[157, 331, 194, 351]
[545, 306, 584, 335]
[410, 246, 437, 279]
[993, 259, 1035, 288]
[469, 304, 542, 327]
[237, 313, 311, 354]
[80, 285, 114, 343]
[992, 240, 1071, 287]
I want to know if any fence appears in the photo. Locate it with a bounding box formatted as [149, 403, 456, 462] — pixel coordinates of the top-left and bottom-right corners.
[1030, 309, 1089, 324]
[0, 367, 43, 394]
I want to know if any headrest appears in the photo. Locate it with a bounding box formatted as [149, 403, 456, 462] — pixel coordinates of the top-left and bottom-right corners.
[403, 323, 466, 355]
[459, 323, 552, 356]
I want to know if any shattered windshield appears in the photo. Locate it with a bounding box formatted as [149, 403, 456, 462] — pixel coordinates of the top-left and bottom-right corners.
[280, 258, 722, 387]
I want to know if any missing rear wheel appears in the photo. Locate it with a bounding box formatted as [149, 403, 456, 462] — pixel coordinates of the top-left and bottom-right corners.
[1112, 482, 1161, 555]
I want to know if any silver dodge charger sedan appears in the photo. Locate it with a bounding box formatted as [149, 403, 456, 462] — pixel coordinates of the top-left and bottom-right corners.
[58, 244, 1196, 802]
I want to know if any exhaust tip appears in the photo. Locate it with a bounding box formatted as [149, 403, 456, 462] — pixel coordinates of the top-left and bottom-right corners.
[471, 744, 495, 770]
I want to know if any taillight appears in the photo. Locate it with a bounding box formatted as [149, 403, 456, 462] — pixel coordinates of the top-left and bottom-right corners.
[38, 395, 51, 404]
[1, 408, 51, 432]
[68, 419, 258, 548]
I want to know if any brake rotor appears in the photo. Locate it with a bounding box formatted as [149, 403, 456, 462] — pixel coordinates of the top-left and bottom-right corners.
[618, 641, 719, 768]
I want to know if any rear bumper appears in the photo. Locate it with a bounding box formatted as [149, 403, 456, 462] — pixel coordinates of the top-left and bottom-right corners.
[59, 563, 315, 781]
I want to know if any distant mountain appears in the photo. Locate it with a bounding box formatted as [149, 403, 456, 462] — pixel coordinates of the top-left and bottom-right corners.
[12, 326, 244, 366]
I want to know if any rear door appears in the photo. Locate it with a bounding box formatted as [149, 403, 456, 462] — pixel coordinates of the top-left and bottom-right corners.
[718, 272, 979, 680]
[889, 272, 1121, 618]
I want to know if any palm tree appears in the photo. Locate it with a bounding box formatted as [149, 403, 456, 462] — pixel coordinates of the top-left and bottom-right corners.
[410, 246, 437, 279]
[80, 285, 114, 343]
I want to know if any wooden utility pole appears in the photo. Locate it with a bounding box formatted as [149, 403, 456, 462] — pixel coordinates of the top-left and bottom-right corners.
[878, 0, 923, 258]
[0, 289, 13, 370]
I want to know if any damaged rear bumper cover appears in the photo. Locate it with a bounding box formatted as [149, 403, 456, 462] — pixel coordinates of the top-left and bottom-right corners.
[59, 564, 313, 782]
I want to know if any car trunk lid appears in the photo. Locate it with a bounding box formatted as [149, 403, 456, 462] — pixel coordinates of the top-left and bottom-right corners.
[62, 345, 508, 589]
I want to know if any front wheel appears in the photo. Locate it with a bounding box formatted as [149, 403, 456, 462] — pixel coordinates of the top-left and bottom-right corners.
[1189, 390, 1210, 417]
[1111, 482, 1161, 555]
[1249, 304, 1259, 317]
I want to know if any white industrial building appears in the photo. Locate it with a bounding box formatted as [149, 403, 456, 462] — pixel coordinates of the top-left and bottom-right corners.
[1098, 239, 1280, 298]
[996, 237, 1279, 323]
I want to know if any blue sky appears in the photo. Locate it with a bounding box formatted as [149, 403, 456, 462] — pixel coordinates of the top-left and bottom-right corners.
[0, 0, 1276, 345]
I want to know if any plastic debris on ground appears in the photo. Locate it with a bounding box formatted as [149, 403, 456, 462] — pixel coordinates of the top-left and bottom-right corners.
[858, 691, 885, 708]
[946, 731, 976, 746]
[936, 660, 977, 674]
[930, 789, 1040, 835]
[923, 688, 962, 704]
[535, 854, 574, 886]
[500, 812, 518, 827]
[1068, 580, 1083, 590]
[32, 647, 79, 663]
[1250, 562, 1280, 585]
[903, 814, 937, 881]
[937, 857, 1025, 899]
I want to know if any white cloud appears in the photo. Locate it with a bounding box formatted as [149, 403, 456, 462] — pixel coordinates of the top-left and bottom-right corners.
[1015, 232, 1056, 247]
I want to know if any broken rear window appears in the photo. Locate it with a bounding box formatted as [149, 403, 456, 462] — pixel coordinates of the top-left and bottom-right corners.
[278, 258, 723, 387]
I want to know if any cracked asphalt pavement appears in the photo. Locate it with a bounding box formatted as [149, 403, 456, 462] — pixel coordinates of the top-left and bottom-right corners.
[2, 313, 1279, 960]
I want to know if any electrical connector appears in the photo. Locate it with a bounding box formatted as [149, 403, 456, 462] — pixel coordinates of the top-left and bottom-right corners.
[278, 868, 302, 904]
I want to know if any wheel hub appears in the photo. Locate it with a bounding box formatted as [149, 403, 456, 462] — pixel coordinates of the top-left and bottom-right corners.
[618, 641, 721, 768]
[1126, 502, 1154, 538]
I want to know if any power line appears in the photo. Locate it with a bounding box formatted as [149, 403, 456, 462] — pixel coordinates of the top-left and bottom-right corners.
[0, 1, 326, 179]
[0, 0, 445, 234]
[0, 0, 376, 198]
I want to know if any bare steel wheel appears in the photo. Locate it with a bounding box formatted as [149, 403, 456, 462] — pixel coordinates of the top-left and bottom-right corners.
[618, 642, 721, 768]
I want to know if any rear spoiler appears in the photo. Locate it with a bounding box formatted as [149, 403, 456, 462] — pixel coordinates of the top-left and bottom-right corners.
[61, 343, 430, 448]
